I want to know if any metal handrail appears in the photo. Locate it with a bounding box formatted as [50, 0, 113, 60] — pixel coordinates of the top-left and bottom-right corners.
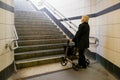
[12, 25, 19, 50]
[5, 26, 18, 51]
[13, 25, 18, 72]
[44, 1, 77, 31]
[4, 26, 19, 72]
[42, 1, 99, 46]
[89, 37, 99, 46]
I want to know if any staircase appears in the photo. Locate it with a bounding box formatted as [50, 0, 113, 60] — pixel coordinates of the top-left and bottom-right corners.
[14, 11, 67, 69]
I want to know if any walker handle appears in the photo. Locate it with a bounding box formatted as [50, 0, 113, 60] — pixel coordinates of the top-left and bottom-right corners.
[67, 39, 70, 45]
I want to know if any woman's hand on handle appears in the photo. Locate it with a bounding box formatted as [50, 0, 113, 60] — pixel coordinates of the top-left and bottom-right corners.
[69, 39, 73, 42]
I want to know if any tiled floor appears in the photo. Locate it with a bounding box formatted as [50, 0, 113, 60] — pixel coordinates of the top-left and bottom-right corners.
[8, 60, 117, 80]
[8, 62, 71, 80]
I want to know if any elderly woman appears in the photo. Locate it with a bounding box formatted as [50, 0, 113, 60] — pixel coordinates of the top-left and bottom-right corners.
[70, 15, 90, 69]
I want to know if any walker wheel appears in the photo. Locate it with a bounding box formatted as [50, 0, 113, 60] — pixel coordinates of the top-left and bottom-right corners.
[86, 59, 90, 66]
[72, 63, 79, 71]
[61, 57, 68, 66]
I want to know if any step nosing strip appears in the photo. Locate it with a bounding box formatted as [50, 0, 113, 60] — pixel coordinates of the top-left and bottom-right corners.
[15, 56, 61, 64]
[15, 48, 64, 55]
[18, 43, 66, 48]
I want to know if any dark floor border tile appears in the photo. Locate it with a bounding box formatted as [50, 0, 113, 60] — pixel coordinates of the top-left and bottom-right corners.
[85, 50, 120, 79]
[0, 61, 14, 80]
[96, 54, 120, 79]
[85, 49, 96, 60]
[0, 1, 14, 12]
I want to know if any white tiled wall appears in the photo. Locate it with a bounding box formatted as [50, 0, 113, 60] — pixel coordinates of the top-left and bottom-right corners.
[0, 0, 14, 71]
[96, 0, 119, 12]
[45, 0, 120, 67]
[96, 0, 120, 67]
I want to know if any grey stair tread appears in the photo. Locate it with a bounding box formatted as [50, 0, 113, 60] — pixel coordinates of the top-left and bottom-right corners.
[17, 29, 60, 32]
[16, 26, 57, 28]
[15, 17, 49, 19]
[17, 28, 59, 32]
[18, 35, 66, 40]
[17, 43, 66, 48]
[15, 54, 63, 64]
[16, 26, 57, 29]
[18, 38, 67, 42]
[18, 35, 66, 38]
[17, 32, 63, 35]
[15, 22, 54, 24]
[15, 24, 56, 26]
[15, 20, 51, 22]
[15, 43, 66, 53]
[15, 48, 64, 61]
[15, 15, 47, 17]
[15, 24, 55, 26]
[15, 48, 64, 55]
[15, 21, 52, 23]
[14, 10, 44, 13]
[15, 18, 50, 21]
[17, 31, 62, 34]
[17, 30, 60, 32]
[18, 39, 67, 46]
[18, 35, 66, 37]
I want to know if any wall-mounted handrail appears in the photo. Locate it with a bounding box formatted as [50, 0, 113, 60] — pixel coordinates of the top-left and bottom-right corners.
[89, 37, 99, 46]
[44, 1, 77, 32]
[4, 26, 19, 72]
[13, 25, 18, 72]
[12, 25, 19, 50]
[4, 26, 18, 51]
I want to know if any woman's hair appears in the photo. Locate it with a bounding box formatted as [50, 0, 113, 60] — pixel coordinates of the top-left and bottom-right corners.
[82, 15, 89, 22]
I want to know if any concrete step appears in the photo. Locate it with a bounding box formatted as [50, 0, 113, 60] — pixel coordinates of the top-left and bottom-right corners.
[15, 54, 63, 69]
[15, 24, 56, 28]
[15, 43, 66, 53]
[15, 21, 52, 24]
[15, 14, 47, 18]
[15, 16, 48, 18]
[14, 15, 49, 18]
[18, 35, 66, 40]
[16, 28, 60, 32]
[15, 22, 54, 25]
[17, 29, 60, 34]
[15, 48, 64, 60]
[15, 19, 51, 22]
[17, 31, 63, 36]
[15, 19, 51, 21]
[15, 24, 56, 27]
[15, 11, 44, 15]
[15, 26, 57, 30]
[18, 38, 67, 46]
[15, 17, 50, 21]
[15, 13, 49, 18]
[15, 19, 53, 24]
[15, 11, 47, 18]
